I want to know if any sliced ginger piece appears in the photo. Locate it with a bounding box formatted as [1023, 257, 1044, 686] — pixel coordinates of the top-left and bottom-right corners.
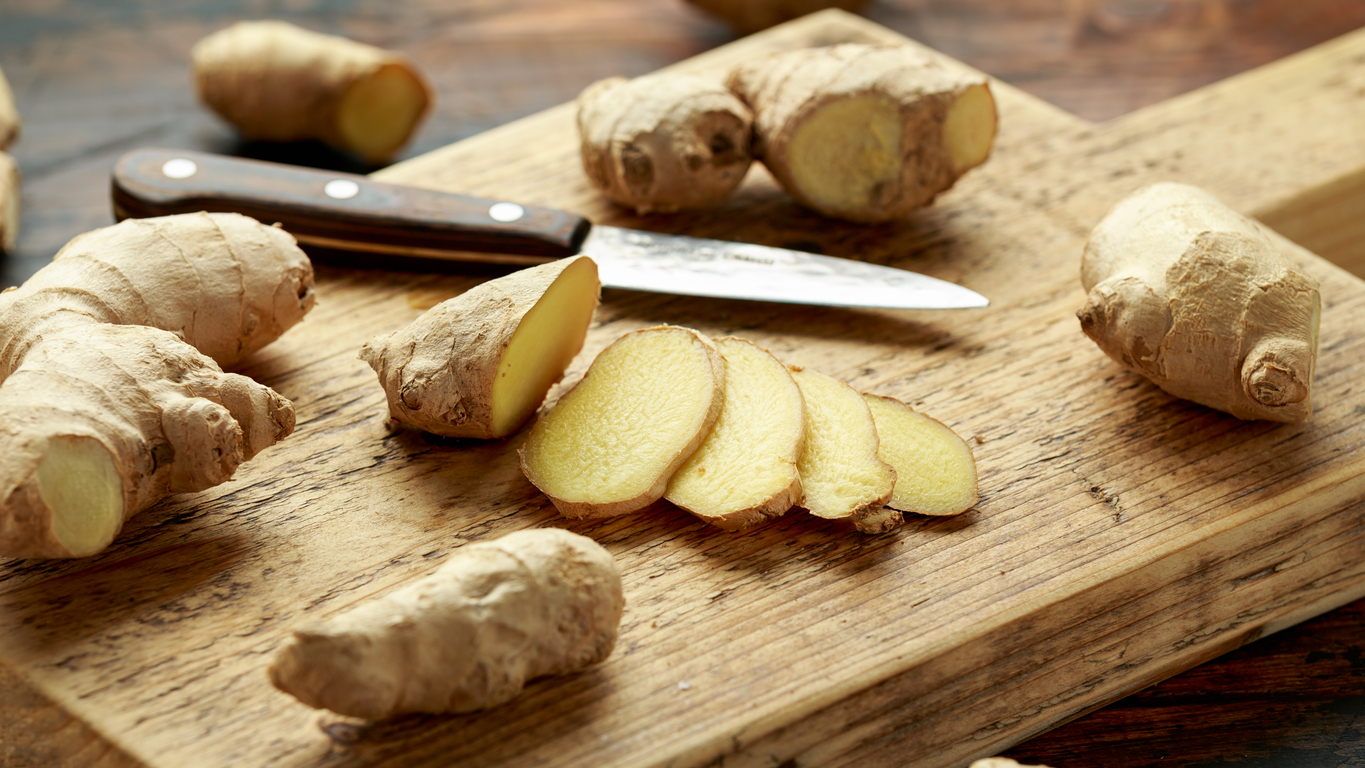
[360, 256, 600, 439]
[790, 367, 898, 533]
[863, 394, 978, 516]
[520, 325, 725, 519]
[665, 337, 804, 531]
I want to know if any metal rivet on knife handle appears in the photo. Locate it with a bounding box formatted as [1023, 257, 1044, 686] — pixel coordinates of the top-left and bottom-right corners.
[324, 179, 361, 200]
[161, 158, 197, 179]
[489, 202, 525, 222]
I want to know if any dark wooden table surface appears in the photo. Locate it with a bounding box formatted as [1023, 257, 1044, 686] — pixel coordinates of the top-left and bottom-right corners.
[2, 1, 1363, 766]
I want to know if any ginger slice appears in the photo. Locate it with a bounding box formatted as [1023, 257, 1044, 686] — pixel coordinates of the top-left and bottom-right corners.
[520, 326, 725, 519]
[360, 256, 600, 439]
[665, 337, 804, 531]
[729, 43, 997, 222]
[790, 367, 898, 533]
[863, 394, 978, 516]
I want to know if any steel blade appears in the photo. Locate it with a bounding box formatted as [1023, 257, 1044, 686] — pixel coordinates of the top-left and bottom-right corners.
[580, 225, 988, 310]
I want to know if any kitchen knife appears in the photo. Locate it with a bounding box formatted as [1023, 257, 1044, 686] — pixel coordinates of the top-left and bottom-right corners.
[111, 148, 989, 310]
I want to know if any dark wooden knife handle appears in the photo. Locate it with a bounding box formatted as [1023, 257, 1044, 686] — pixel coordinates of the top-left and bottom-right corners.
[111, 148, 592, 265]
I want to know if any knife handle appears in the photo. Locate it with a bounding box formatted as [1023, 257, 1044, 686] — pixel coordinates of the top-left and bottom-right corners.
[111, 148, 592, 265]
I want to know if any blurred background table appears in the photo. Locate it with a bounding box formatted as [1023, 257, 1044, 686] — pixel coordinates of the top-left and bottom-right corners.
[2, 1, 1363, 766]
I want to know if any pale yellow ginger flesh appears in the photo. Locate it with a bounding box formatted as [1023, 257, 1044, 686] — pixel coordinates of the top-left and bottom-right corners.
[192, 21, 433, 163]
[0, 151, 17, 252]
[520, 325, 725, 519]
[728, 43, 997, 222]
[577, 73, 753, 213]
[685, 0, 870, 34]
[1079, 182, 1320, 422]
[863, 394, 977, 516]
[269, 528, 623, 720]
[666, 337, 805, 531]
[0, 212, 315, 558]
[0, 64, 18, 150]
[360, 256, 600, 439]
[790, 367, 898, 533]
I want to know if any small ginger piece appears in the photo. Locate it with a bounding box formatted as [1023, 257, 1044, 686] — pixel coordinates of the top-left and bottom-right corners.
[269, 528, 623, 719]
[790, 367, 898, 533]
[665, 337, 804, 530]
[192, 21, 433, 164]
[0, 64, 19, 150]
[0, 151, 18, 252]
[1078, 182, 1320, 422]
[360, 256, 600, 439]
[863, 394, 977, 516]
[577, 73, 753, 213]
[685, 0, 871, 34]
[520, 325, 725, 519]
[728, 43, 997, 222]
[0, 212, 315, 558]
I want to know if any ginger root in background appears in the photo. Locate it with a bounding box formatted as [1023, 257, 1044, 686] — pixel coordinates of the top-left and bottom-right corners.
[729, 43, 997, 222]
[1079, 182, 1320, 422]
[192, 20, 433, 164]
[0, 64, 21, 251]
[269, 528, 624, 719]
[0, 212, 314, 558]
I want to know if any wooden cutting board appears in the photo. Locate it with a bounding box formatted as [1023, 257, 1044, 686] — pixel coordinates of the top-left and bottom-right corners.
[4, 10, 1365, 768]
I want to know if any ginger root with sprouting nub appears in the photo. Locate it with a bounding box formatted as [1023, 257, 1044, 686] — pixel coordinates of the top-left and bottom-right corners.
[0, 65, 22, 252]
[269, 528, 623, 719]
[577, 73, 754, 214]
[665, 337, 805, 530]
[360, 256, 600, 439]
[685, 0, 870, 34]
[0, 212, 315, 558]
[520, 325, 725, 519]
[728, 43, 997, 222]
[1078, 182, 1320, 423]
[192, 21, 433, 164]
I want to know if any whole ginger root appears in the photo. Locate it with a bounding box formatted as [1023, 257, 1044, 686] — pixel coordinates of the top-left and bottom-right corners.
[577, 73, 754, 214]
[192, 21, 433, 164]
[1079, 182, 1320, 422]
[0, 212, 315, 558]
[269, 528, 624, 719]
[728, 44, 997, 222]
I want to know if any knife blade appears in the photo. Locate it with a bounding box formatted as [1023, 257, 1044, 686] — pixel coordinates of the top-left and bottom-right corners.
[110, 148, 988, 310]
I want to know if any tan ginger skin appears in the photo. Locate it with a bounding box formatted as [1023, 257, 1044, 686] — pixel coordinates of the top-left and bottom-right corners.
[1079, 182, 1320, 423]
[269, 528, 624, 719]
[578, 73, 754, 214]
[728, 43, 997, 222]
[0, 65, 21, 251]
[192, 21, 433, 164]
[360, 256, 600, 439]
[0, 212, 315, 558]
[685, 0, 870, 34]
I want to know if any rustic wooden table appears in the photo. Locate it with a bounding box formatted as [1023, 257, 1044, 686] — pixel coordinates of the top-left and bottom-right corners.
[1, 2, 1363, 766]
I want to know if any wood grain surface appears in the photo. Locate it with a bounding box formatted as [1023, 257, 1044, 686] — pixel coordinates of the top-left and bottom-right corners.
[2, 2, 1365, 767]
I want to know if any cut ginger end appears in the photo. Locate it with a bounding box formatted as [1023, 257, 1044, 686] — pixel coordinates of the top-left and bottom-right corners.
[863, 394, 978, 516]
[337, 63, 431, 163]
[39, 435, 125, 557]
[520, 326, 724, 519]
[490, 258, 600, 437]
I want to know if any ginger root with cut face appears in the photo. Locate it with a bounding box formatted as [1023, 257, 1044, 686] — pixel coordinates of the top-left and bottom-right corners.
[269, 528, 624, 719]
[0, 212, 315, 558]
[520, 325, 725, 519]
[360, 256, 600, 439]
[666, 337, 805, 531]
[1078, 182, 1320, 423]
[577, 73, 754, 214]
[728, 43, 997, 222]
[790, 366, 898, 534]
[192, 21, 433, 164]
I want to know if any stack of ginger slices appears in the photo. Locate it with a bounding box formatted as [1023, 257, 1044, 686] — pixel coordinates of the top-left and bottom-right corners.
[519, 325, 978, 534]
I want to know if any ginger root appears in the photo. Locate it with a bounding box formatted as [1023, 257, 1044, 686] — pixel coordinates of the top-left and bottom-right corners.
[665, 337, 805, 531]
[1079, 182, 1320, 422]
[192, 21, 433, 164]
[520, 325, 725, 519]
[728, 44, 997, 222]
[0, 64, 18, 151]
[0, 212, 315, 558]
[577, 73, 753, 213]
[864, 394, 977, 516]
[360, 256, 600, 439]
[790, 366, 898, 533]
[269, 528, 623, 719]
[685, 0, 871, 34]
[0, 65, 22, 252]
